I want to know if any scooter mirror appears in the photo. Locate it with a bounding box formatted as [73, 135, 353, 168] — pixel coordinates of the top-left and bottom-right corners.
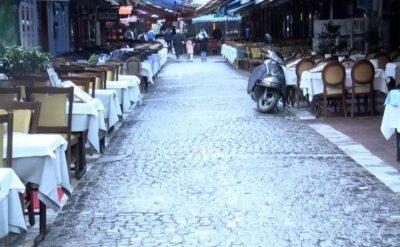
[265, 33, 273, 44]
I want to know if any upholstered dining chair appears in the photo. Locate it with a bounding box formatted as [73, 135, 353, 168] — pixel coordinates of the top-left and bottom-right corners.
[295, 58, 315, 107]
[0, 113, 13, 168]
[25, 86, 85, 178]
[248, 47, 264, 71]
[0, 87, 22, 101]
[0, 100, 41, 133]
[348, 60, 375, 117]
[318, 61, 347, 118]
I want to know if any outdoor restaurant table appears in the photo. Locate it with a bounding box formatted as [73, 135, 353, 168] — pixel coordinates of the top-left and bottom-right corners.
[0, 74, 7, 80]
[141, 60, 155, 84]
[119, 75, 142, 104]
[0, 168, 26, 238]
[386, 62, 400, 83]
[147, 54, 161, 75]
[381, 90, 400, 140]
[106, 81, 132, 113]
[300, 68, 389, 101]
[3, 133, 71, 211]
[349, 54, 366, 61]
[95, 89, 122, 128]
[158, 48, 168, 66]
[71, 100, 107, 152]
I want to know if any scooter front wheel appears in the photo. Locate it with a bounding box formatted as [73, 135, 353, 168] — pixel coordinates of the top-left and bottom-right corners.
[257, 89, 279, 113]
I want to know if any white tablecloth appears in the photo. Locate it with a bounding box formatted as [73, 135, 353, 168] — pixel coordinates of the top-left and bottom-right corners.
[386, 62, 400, 83]
[282, 66, 297, 86]
[300, 68, 389, 101]
[71, 101, 107, 152]
[0, 74, 8, 80]
[3, 133, 70, 211]
[107, 81, 132, 113]
[221, 44, 239, 64]
[141, 60, 155, 84]
[95, 89, 122, 128]
[158, 48, 168, 66]
[0, 168, 26, 238]
[349, 54, 366, 62]
[118, 75, 142, 104]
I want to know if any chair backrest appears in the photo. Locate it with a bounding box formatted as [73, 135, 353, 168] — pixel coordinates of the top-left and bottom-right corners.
[126, 57, 142, 76]
[311, 55, 324, 64]
[0, 113, 13, 168]
[351, 60, 375, 85]
[349, 49, 363, 56]
[375, 52, 391, 69]
[51, 57, 67, 68]
[296, 58, 315, 79]
[25, 87, 73, 136]
[0, 100, 41, 133]
[0, 87, 21, 101]
[250, 47, 262, 59]
[366, 50, 378, 60]
[340, 58, 356, 69]
[322, 61, 346, 93]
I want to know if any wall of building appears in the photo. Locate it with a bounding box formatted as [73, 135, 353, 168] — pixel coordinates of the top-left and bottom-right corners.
[0, 0, 20, 47]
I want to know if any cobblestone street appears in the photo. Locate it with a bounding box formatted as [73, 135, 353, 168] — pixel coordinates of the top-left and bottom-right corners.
[40, 56, 400, 246]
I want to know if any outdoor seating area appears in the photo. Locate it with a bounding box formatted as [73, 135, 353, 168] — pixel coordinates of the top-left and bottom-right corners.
[0, 42, 168, 245]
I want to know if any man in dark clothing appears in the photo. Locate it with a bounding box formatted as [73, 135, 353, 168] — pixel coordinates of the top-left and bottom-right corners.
[212, 27, 222, 40]
[164, 28, 173, 53]
[172, 30, 184, 61]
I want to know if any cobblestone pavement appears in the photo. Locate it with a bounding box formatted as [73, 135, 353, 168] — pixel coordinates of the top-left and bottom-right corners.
[40, 56, 400, 247]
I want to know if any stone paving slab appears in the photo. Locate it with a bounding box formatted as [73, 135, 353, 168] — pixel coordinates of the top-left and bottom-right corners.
[37, 56, 400, 247]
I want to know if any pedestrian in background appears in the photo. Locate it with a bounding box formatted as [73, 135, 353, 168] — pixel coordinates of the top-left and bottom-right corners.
[196, 29, 209, 62]
[164, 27, 173, 53]
[185, 39, 194, 62]
[147, 28, 155, 42]
[172, 29, 184, 61]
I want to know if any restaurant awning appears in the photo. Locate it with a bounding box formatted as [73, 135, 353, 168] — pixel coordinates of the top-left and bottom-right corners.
[192, 14, 241, 23]
[228, 0, 254, 14]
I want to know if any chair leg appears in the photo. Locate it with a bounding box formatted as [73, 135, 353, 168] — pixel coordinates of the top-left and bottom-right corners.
[370, 92, 375, 116]
[34, 201, 47, 245]
[342, 95, 347, 117]
[351, 94, 355, 117]
[26, 183, 35, 226]
[324, 96, 328, 118]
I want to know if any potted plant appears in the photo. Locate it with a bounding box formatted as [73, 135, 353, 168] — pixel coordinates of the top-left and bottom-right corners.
[0, 46, 51, 77]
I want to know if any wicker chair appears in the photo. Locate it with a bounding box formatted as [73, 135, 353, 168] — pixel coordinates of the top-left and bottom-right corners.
[0, 87, 21, 101]
[317, 61, 347, 117]
[248, 46, 264, 71]
[295, 58, 315, 107]
[348, 60, 375, 117]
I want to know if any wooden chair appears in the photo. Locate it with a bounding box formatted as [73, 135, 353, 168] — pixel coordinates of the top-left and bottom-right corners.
[311, 55, 324, 64]
[340, 58, 356, 69]
[0, 87, 21, 101]
[0, 113, 13, 168]
[0, 113, 13, 246]
[51, 57, 67, 68]
[0, 100, 41, 133]
[349, 49, 363, 56]
[375, 52, 391, 70]
[0, 101, 41, 232]
[126, 57, 144, 92]
[59, 73, 96, 98]
[348, 60, 375, 117]
[317, 61, 347, 118]
[25, 86, 86, 178]
[295, 58, 315, 106]
[366, 50, 378, 60]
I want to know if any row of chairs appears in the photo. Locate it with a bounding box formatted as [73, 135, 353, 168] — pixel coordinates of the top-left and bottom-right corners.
[292, 58, 377, 118]
[0, 86, 81, 244]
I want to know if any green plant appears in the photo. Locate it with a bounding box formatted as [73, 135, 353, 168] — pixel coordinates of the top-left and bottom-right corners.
[88, 54, 99, 64]
[0, 46, 51, 76]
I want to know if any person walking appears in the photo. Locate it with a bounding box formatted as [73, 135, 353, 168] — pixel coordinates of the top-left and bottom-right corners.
[147, 28, 155, 42]
[196, 29, 209, 62]
[164, 27, 173, 53]
[172, 29, 184, 61]
[185, 39, 194, 62]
